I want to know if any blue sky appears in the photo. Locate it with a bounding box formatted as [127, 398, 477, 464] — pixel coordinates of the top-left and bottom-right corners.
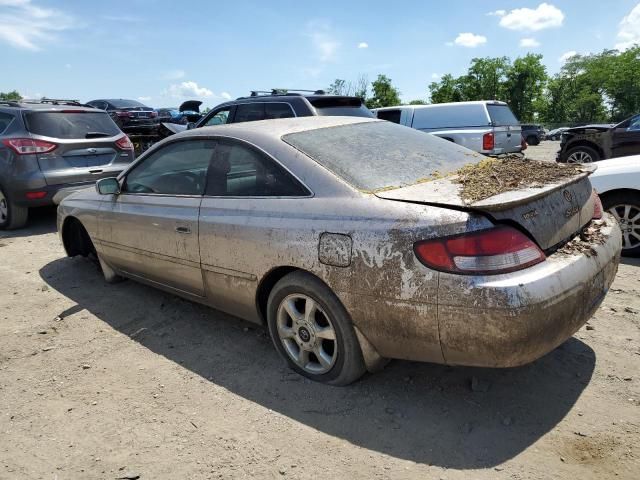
[1, 0, 639, 107]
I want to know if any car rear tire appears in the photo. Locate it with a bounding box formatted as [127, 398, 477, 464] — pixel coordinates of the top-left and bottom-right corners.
[0, 186, 28, 230]
[566, 145, 600, 163]
[526, 135, 540, 146]
[266, 271, 366, 386]
[601, 191, 640, 257]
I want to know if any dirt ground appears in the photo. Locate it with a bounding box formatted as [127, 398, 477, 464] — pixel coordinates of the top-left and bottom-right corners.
[1, 142, 639, 479]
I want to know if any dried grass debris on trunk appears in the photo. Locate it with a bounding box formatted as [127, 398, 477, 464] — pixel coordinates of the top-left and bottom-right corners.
[451, 157, 586, 203]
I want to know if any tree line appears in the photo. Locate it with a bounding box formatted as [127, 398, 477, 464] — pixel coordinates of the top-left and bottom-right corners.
[328, 47, 640, 126]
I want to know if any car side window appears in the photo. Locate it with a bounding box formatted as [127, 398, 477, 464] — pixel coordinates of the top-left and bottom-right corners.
[205, 141, 309, 197]
[234, 103, 265, 123]
[0, 112, 14, 134]
[204, 107, 231, 126]
[264, 103, 295, 119]
[123, 139, 215, 195]
[377, 109, 402, 124]
[627, 115, 640, 131]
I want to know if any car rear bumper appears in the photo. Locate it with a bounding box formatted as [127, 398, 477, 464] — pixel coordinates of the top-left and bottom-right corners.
[437, 215, 621, 367]
[346, 215, 621, 367]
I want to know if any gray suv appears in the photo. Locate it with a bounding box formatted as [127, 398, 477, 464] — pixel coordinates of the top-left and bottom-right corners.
[0, 99, 135, 229]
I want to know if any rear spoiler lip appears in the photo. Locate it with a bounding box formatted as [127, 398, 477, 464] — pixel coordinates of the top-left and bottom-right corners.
[374, 165, 596, 213]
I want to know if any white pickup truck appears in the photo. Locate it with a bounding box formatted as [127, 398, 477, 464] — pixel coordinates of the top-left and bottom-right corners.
[373, 100, 523, 155]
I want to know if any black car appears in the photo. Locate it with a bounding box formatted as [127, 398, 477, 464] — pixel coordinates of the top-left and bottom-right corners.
[520, 124, 545, 145]
[161, 90, 373, 135]
[86, 99, 158, 134]
[557, 114, 640, 163]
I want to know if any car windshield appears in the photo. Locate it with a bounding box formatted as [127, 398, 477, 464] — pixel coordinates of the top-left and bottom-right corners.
[282, 121, 482, 192]
[24, 111, 121, 139]
[110, 99, 148, 109]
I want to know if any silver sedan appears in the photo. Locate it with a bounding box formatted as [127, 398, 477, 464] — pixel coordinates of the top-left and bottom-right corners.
[57, 117, 622, 385]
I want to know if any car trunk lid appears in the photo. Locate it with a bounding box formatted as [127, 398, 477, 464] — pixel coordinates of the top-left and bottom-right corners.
[375, 169, 596, 251]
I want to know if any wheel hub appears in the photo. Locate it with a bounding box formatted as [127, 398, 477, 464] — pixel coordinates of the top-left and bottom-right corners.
[297, 325, 312, 343]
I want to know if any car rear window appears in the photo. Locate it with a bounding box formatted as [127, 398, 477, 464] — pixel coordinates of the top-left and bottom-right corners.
[282, 121, 482, 192]
[308, 97, 373, 117]
[487, 104, 519, 126]
[109, 99, 148, 109]
[24, 111, 121, 139]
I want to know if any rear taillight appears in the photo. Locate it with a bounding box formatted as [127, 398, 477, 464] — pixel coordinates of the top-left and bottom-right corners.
[482, 132, 494, 151]
[2, 138, 57, 155]
[25, 191, 47, 200]
[521, 135, 528, 151]
[116, 111, 134, 118]
[115, 135, 134, 151]
[414, 226, 545, 275]
[592, 189, 603, 219]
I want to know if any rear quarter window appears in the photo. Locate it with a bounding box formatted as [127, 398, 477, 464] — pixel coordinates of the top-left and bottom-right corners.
[308, 97, 373, 118]
[412, 104, 488, 129]
[0, 112, 14, 134]
[376, 109, 402, 124]
[24, 111, 121, 139]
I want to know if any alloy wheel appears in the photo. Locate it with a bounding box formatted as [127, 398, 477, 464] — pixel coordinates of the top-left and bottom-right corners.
[0, 189, 8, 224]
[608, 203, 640, 250]
[567, 151, 593, 163]
[276, 294, 337, 374]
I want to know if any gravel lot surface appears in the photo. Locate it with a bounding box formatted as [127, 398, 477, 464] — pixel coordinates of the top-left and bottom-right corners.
[1, 142, 638, 479]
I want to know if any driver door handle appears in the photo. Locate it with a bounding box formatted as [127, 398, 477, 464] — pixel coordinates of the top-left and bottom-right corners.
[175, 226, 191, 234]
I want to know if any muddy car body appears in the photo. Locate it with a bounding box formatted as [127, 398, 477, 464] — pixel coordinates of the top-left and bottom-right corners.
[57, 117, 622, 385]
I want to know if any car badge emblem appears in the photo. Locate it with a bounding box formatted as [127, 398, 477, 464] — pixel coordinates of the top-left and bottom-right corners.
[87, 148, 97, 154]
[563, 189, 573, 202]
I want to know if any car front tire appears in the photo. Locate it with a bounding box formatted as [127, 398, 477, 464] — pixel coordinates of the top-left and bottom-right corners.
[267, 271, 366, 386]
[566, 145, 600, 163]
[0, 186, 28, 230]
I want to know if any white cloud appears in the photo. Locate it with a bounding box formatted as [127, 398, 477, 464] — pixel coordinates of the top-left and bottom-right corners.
[306, 21, 339, 62]
[163, 69, 186, 80]
[615, 3, 640, 51]
[220, 92, 232, 100]
[166, 81, 213, 99]
[520, 37, 541, 48]
[137, 96, 152, 102]
[0, 0, 75, 50]
[497, 3, 564, 32]
[453, 32, 487, 48]
[431, 73, 441, 79]
[357, 42, 368, 49]
[487, 9, 506, 16]
[559, 50, 577, 63]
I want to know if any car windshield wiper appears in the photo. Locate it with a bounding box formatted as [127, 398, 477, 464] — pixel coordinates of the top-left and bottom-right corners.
[85, 132, 112, 138]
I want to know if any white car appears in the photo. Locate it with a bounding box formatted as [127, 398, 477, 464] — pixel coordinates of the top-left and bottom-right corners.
[372, 101, 523, 155]
[590, 155, 640, 256]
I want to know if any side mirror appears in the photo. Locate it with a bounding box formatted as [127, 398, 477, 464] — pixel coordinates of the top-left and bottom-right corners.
[186, 122, 196, 130]
[96, 177, 120, 195]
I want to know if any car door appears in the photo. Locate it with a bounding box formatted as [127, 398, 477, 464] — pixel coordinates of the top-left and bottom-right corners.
[198, 139, 311, 321]
[611, 115, 640, 158]
[98, 138, 216, 296]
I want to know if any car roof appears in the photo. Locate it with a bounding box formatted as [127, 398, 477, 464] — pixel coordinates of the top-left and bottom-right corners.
[212, 94, 362, 108]
[173, 116, 380, 140]
[375, 100, 508, 111]
[0, 102, 100, 112]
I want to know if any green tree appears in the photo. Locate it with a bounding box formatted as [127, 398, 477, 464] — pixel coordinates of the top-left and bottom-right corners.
[503, 54, 547, 121]
[0, 90, 22, 101]
[367, 74, 401, 108]
[408, 99, 426, 105]
[429, 73, 465, 103]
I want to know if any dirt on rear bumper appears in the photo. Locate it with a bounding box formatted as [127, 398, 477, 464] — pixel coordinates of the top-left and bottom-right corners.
[437, 215, 622, 367]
